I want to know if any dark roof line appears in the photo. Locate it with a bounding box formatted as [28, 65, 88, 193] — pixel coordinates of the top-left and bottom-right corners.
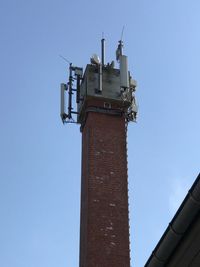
[145, 173, 200, 267]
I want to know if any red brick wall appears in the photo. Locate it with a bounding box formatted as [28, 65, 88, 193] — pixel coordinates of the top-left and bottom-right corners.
[79, 101, 130, 267]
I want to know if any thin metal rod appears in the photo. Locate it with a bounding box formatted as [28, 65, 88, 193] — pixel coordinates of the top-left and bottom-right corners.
[120, 26, 125, 41]
[59, 55, 71, 64]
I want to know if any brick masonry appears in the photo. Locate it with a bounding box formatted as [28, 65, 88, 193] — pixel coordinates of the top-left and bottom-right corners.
[79, 100, 131, 267]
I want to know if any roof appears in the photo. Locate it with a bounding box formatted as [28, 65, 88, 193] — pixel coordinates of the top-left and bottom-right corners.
[145, 173, 200, 267]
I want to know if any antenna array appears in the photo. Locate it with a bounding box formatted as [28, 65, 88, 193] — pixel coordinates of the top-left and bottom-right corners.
[60, 37, 138, 124]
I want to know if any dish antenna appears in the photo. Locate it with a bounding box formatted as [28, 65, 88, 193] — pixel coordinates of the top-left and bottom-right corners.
[90, 54, 101, 65]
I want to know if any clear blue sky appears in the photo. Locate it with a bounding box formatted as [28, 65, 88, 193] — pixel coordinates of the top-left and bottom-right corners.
[0, 0, 200, 266]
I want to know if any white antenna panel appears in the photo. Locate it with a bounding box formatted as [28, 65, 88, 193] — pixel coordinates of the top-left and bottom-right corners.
[60, 83, 66, 118]
[120, 55, 129, 88]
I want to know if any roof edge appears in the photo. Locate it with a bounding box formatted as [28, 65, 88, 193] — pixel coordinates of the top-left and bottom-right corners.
[145, 173, 200, 267]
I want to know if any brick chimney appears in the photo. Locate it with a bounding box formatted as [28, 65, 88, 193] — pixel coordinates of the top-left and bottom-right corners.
[79, 98, 131, 267]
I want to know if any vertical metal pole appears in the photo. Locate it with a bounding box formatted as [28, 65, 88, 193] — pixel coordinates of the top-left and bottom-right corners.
[101, 38, 105, 66]
[99, 63, 102, 92]
[99, 38, 105, 92]
[76, 75, 80, 103]
[68, 63, 73, 119]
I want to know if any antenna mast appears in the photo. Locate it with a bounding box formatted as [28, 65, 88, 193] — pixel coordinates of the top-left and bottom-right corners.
[101, 36, 105, 66]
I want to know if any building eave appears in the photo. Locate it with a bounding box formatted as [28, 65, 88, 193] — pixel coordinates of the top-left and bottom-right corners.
[145, 173, 200, 267]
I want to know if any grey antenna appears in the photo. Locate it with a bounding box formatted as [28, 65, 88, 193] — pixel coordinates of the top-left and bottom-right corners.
[59, 55, 83, 124]
[116, 27, 125, 62]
